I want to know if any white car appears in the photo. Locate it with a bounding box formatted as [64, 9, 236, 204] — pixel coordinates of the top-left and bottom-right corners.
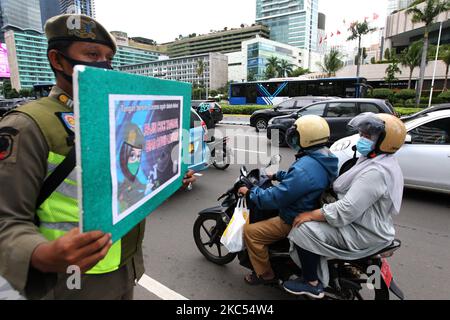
[330, 107, 450, 194]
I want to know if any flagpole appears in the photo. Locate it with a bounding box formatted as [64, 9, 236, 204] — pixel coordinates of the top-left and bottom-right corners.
[429, 21, 443, 108]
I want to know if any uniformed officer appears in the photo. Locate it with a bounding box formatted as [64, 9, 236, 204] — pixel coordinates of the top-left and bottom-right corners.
[0, 14, 196, 300]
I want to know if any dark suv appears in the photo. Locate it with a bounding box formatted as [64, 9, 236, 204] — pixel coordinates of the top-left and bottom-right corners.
[267, 98, 396, 146]
[250, 96, 339, 132]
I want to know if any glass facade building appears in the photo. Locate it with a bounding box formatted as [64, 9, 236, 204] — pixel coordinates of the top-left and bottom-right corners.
[59, 0, 95, 17]
[4, 29, 54, 90]
[256, 0, 319, 52]
[387, 0, 414, 14]
[247, 40, 302, 80]
[4, 28, 166, 90]
[113, 46, 163, 69]
[40, 0, 62, 28]
[0, 0, 42, 32]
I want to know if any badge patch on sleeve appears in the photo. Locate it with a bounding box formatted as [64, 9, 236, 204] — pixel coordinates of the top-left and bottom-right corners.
[0, 127, 19, 161]
[56, 112, 76, 134]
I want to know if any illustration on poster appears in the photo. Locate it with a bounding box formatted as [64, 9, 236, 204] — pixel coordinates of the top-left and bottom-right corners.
[110, 96, 183, 224]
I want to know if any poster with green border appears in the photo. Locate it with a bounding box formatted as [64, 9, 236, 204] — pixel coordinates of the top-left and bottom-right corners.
[73, 66, 191, 242]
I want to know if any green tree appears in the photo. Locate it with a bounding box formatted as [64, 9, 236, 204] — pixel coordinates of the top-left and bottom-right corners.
[438, 44, 450, 91]
[21, 88, 34, 97]
[289, 67, 310, 77]
[247, 70, 257, 82]
[406, 0, 450, 105]
[264, 65, 278, 80]
[384, 48, 392, 61]
[196, 60, 205, 99]
[317, 48, 344, 77]
[385, 57, 402, 89]
[2, 79, 12, 98]
[400, 41, 423, 89]
[347, 20, 377, 78]
[265, 56, 280, 78]
[278, 59, 294, 77]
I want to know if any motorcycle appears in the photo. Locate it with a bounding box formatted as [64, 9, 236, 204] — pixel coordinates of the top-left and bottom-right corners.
[193, 155, 405, 300]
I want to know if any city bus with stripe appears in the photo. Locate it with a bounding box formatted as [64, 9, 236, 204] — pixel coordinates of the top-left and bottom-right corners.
[229, 77, 369, 106]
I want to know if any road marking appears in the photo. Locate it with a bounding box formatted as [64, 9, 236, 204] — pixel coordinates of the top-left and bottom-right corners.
[232, 148, 266, 154]
[138, 274, 189, 300]
[243, 134, 264, 138]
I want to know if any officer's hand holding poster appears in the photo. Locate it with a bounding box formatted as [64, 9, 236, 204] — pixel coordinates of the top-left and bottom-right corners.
[74, 66, 191, 242]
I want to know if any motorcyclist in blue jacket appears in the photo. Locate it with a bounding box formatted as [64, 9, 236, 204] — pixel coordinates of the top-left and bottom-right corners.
[238, 115, 338, 285]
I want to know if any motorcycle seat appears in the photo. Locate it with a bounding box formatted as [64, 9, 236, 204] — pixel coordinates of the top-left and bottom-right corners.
[368, 239, 402, 259]
[329, 239, 402, 265]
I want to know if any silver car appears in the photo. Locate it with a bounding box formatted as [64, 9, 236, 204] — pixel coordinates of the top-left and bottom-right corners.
[330, 108, 450, 194]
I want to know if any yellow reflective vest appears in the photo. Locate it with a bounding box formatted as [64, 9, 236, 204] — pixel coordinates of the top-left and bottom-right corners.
[15, 96, 122, 274]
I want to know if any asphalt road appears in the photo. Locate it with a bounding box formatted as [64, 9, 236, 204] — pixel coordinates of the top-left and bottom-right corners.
[2, 124, 449, 300]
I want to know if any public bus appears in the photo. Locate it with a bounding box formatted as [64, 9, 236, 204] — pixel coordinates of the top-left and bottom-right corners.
[229, 77, 369, 106]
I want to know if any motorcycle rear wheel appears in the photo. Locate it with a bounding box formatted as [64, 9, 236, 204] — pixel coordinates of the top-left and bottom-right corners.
[193, 214, 237, 265]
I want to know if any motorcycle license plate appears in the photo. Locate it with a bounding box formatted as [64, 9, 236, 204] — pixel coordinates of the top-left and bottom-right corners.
[381, 258, 393, 288]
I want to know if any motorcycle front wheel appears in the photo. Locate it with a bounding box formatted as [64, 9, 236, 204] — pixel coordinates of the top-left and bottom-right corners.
[213, 161, 230, 170]
[193, 214, 237, 265]
[212, 147, 231, 170]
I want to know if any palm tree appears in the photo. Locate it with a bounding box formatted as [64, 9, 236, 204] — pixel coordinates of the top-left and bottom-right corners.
[290, 67, 311, 77]
[278, 59, 294, 77]
[438, 44, 450, 91]
[400, 41, 423, 89]
[264, 65, 278, 80]
[347, 20, 377, 79]
[247, 70, 257, 82]
[265, 56, 280, 77]
[317, 48, 344, 77]
[406, 0, 450, 105]
[196, 60, 205, 99]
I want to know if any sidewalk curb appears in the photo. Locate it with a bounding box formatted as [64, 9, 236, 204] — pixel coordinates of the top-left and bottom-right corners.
[220, 121, 250, 126]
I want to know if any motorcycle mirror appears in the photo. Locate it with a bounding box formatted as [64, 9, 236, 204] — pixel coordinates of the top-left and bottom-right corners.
[240, 166, 248, 177]
[267, 155, 282, 167]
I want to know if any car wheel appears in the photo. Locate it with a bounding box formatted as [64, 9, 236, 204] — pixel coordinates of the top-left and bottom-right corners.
[255, 118, 268, 132]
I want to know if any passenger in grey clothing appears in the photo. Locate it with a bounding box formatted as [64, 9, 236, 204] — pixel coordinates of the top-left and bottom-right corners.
[283, 113, 407, 299]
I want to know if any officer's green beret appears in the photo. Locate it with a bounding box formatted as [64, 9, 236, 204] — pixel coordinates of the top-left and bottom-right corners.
[44, 14, 117, 53]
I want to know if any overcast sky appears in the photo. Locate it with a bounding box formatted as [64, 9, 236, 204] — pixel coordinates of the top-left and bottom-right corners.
[96, 0, 389, 50]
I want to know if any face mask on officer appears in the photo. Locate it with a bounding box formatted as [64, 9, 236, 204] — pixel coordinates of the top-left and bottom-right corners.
[57, 51, 113, 84]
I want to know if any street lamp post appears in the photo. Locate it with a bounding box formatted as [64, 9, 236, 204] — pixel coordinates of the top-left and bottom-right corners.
[429, 21, 443, 108]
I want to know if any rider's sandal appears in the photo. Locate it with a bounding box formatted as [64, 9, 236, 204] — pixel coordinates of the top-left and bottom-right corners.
[244, 272, 278, 286]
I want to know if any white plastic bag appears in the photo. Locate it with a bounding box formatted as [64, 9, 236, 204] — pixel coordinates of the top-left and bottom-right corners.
[220, 198, 249, 253]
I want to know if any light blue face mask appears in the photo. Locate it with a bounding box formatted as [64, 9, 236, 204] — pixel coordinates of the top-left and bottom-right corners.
[357, 137, 375, 157]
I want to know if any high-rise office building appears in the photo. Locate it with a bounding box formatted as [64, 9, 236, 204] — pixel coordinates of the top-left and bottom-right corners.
[256, 0, 320, 53]
[59, 0, 95, 17]
[387, 0, 414, 14]
[40, 0, 61, 28]
[110, 31, 167, 69]
[167, 25, 270, 58]
[0, 0, 43, 33]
